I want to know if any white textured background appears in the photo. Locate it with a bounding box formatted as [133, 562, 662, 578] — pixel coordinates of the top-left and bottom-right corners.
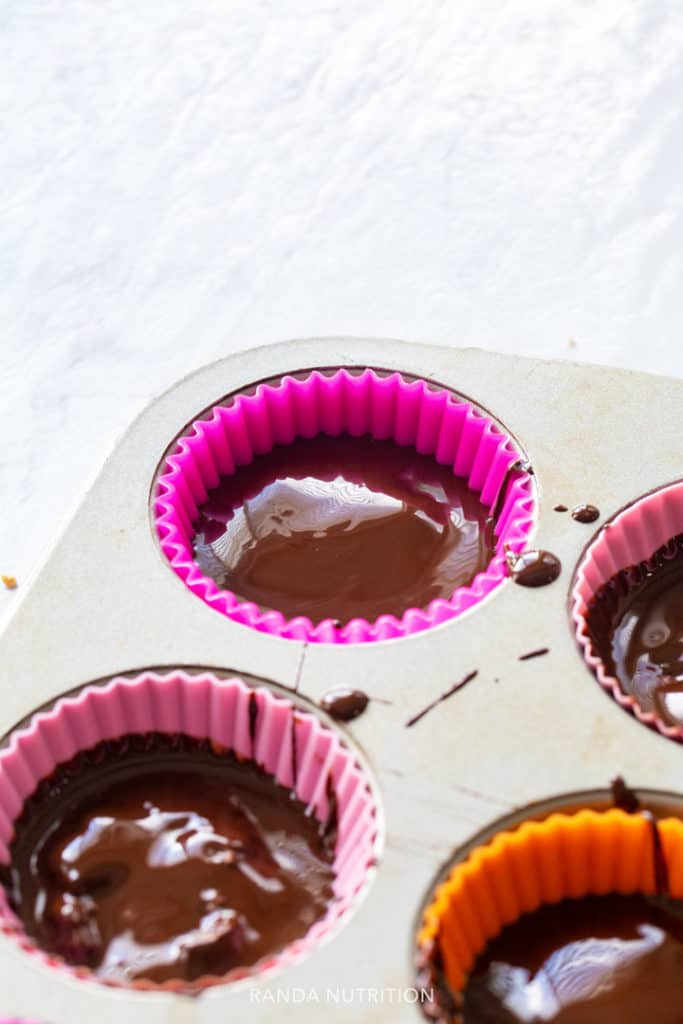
[2, 0, 683, 624]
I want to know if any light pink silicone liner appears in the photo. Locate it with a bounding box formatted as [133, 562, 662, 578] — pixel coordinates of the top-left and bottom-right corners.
[571, 480, 683, 741]
[153, 368, 536, 643]
[0, 670, 380, 992]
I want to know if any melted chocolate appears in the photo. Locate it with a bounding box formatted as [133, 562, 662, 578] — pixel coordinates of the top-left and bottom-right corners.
[585, 534, 683, 727]
[406, 671, 478, 728]
[248, 692, 259, 750]
[291, 714, 300, 788]
[609, 778, 670, 896]
[324, 774, 338, 846]
[611, 775, 641, 815]
[518, 647, 549, 661]
[507, 549, 562, 588]
[464, 893, 683, 1022]
[647, 811, 671, 897]
[320, 688, 370, 722]
[572, 504, 600, 524]
[415, 937, 459, 1023]
[554, 504, 568, 513]
[192, 435, 495, 626]
[2, 735, 336, 985]
[485, 460, 533, 547]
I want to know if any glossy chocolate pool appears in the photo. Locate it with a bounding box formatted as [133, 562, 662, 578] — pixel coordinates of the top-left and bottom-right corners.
[585, 534, 683, 727]
[464, 892, 683, 1022]
[192, 434, 495, 625]
[2, 735, 336, 985]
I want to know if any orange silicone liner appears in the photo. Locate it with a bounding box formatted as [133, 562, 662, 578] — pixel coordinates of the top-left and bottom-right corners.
[417, 807, 683, 999]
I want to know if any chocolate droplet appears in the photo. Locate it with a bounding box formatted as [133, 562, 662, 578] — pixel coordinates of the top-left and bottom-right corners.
[320, 688, 370, 722]
[507, 549, 562, 588]
[611, 775, 640, 814]
[572, 504, 600, 524]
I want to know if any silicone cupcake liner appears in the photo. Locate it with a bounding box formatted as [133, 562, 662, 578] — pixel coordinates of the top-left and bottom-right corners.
[153, 368, 535, 643]
[0, 670, 380, 992]
[417, 805, 683, 1013]
[571, 480, 683, 741]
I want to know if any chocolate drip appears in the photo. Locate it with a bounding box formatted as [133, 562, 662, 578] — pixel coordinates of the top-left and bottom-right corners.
[2, 734, 336, 985]
[406, 671, 478, 728]
[507, 549, 562, 587]
[415, 937, 461, 1022]
[291, 714, 300, 789]
[610, 777, 670, 897]
[553, 504, 568, 512]
[192, 434, 495, 626]
[320, 689, 370, 722]
[248, 692, 259, 751]
[644, 811, 670, 897]
[572, 504, 600, 524]
[518, 647, 549, 661]
[610, 775, 640, 814]
[324, 773, 339, 846]
[485, 460, 533, 548]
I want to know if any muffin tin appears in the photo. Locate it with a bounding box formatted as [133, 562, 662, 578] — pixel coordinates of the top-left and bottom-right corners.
[0, 336, 682, 1023]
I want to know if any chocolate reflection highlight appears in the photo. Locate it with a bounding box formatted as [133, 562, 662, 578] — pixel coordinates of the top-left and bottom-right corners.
[193, 435, 495, 626]
[585, 534, 683, 728]
[463, 893, 683, 1023]
[2, 735, 336, 986]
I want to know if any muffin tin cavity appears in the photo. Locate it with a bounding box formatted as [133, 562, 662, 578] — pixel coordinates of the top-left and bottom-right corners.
[572, 481, 683, 741]
[415, 789, 683, 1022]
[0, 671, 380, 992]
[153, 368, 535, 643]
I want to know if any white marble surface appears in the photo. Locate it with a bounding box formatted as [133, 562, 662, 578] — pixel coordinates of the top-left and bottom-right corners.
[2, 0, 683, 626]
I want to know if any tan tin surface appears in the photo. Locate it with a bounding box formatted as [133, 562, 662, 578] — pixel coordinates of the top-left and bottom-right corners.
[1, 337, 682, 1023]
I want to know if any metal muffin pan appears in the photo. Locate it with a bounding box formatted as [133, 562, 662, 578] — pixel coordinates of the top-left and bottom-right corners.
[1, 336, 682, 1023]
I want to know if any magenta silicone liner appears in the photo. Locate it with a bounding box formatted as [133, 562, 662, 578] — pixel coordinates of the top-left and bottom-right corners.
[0, 670, 380, 992]
[153, 368, 536, 643]
[571, 480, 683, 741]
